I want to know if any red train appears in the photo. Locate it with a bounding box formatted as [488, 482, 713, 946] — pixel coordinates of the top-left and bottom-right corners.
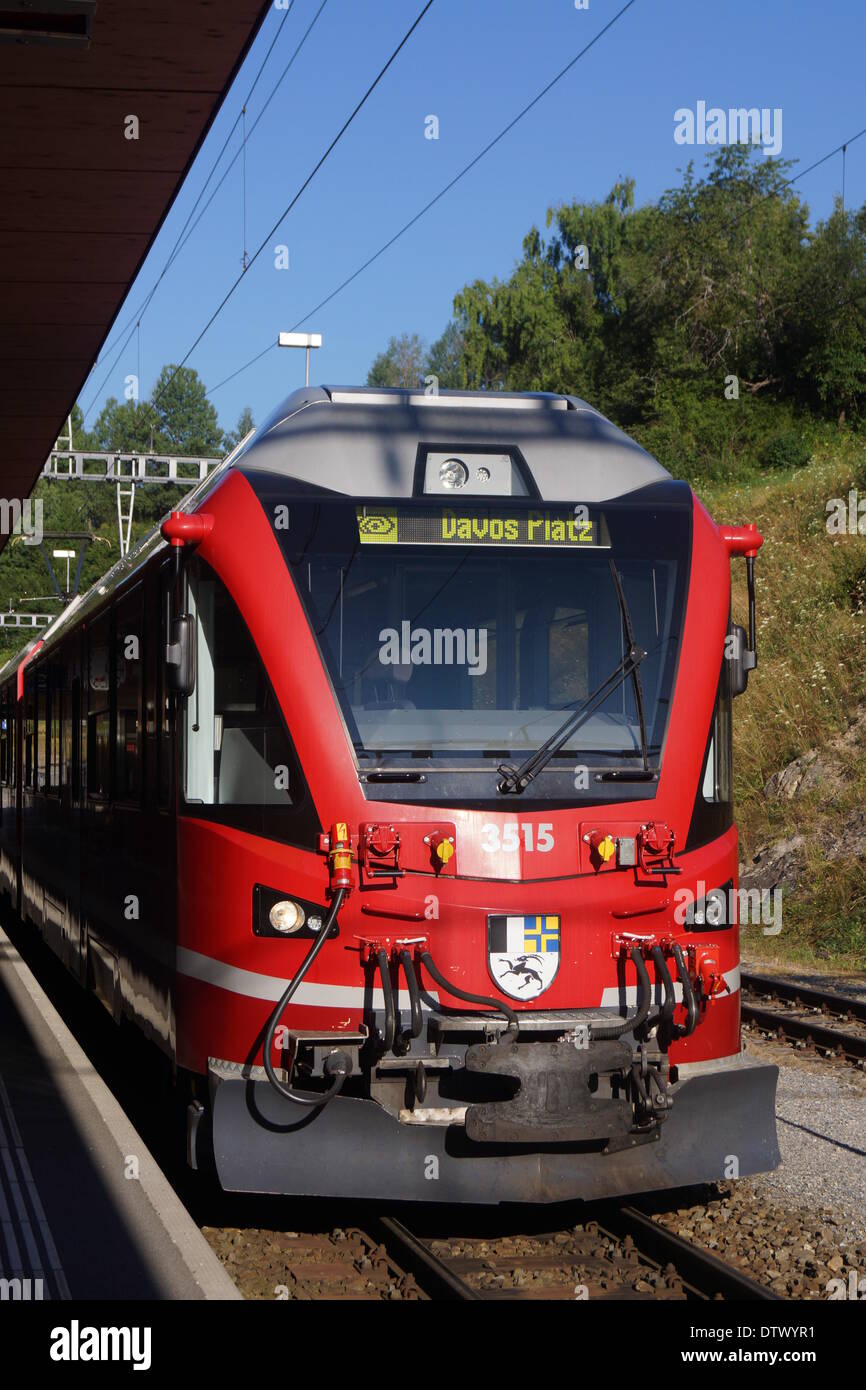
[0, 386, 779, 1202]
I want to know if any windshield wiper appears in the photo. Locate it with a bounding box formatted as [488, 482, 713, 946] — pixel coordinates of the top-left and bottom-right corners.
[497, 558, 652, 795]
[607, 555, 651, 777]
[496, 646, 646, 793]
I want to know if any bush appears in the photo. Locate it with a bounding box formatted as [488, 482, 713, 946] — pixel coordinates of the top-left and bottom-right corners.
[758, 431, 812, 471]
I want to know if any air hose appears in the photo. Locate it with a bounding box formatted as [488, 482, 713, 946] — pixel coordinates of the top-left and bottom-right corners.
[671, 941, 699, 1037]
[589, 947, 653, 1040]
[263, 887, 352, 1106]
[651, 944, 677, 1035]
[418, 949, 519, 1041]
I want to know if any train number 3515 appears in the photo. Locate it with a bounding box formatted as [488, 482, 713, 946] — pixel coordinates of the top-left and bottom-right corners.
[480, 822, 554, 853]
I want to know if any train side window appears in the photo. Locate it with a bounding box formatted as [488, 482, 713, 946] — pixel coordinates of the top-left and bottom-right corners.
[36, 664, 48, 792]
[61, 658, 75, 791]
[49, 659, 64, 793]
[87, 610, 112, 800]
[157, 564, 174, 809]
[701, 668, 732, 805]
[115, 586, 143, 805]
[685, 657, 733, 851]
[181, 558, 316, 843]
[143, 566, 157, 807]
[7, 691, 15, 790]
[24, 672, 34, 787]
[0, 692, 7, 784]
[184, 560, 295, 808]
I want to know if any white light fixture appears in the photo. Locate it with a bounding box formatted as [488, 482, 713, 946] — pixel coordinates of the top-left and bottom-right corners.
[439, 458, 469, 490]
[269, 899, 306, 934]
[52, 548, 76, 593]
[278, 331, 323, 387]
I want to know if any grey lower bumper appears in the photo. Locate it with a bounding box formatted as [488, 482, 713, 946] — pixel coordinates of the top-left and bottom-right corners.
[208, 1054, 780, 1204]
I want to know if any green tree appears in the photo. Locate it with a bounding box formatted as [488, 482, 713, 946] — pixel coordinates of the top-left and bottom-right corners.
[367, 333, 427, 388]
[148, 365, 225, 455]
[88, 397, 162, 453]
[223, 405, 256, 451]
[383, 147, 859, 479]
[789, 200, 866, 424]
[426, 322, 466, 389]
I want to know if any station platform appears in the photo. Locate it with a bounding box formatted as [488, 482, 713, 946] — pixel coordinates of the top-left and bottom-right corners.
[0, 924, 239, 1301]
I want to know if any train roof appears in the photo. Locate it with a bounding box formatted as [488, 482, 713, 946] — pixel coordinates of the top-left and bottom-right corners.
[235, 386, 671, 502]
[0, 387, 675, 683]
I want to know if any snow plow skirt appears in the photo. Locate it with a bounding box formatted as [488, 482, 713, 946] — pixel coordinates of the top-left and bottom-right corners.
[206, 1053, 779, 1205]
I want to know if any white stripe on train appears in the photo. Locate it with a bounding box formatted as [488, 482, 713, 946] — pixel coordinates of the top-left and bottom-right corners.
[177, 947, 740, 1010]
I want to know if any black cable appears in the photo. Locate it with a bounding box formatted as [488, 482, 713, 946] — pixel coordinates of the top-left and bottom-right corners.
[207, 340, 278, 396]
[86, 1, 300, 381]
[651, 944, 676, 1033]
[288, 0, 640, 332]
[399, 949, 423, 1039]
[376, 948, 396, 1052]
[590, 947, 652, 1040]
[82, 0, 315, 423]
[157, 0, 330, 293]
[151, 0, 436, 414]
[418, 949, 518, 1039]
[198, 115, 866, 408]
[263, 887, 350, 1105]
[671, 942, 698, 1038]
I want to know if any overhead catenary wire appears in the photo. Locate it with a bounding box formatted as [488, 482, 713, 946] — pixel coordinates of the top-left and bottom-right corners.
[615, 121, 866, 314]
[290, 119, 866, 350]
[206, 0, 642, 395]
[88, 0, 299, 376]
[150, 0, 436, 414]
[90, 0, 631, 416]
[81, 0, 307, 420]
[206, 115, 866, 403]
[287, 0, 641, 332]
[153, 1, 330, 294]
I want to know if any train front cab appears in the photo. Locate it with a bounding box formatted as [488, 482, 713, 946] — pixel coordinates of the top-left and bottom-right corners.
[172, 391, 780, 1205]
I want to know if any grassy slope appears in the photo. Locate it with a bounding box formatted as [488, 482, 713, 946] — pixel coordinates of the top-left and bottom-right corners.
[697, 428, 866, 972]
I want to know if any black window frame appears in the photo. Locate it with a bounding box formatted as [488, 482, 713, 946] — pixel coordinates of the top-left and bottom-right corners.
[114, 582, 144, 808]
[178, 557, 319, 848]
[86, 607, 113, 803]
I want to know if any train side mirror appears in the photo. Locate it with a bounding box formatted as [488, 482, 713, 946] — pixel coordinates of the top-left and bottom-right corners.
[166, 615, 196, 696]
[728, 623, 756, 698]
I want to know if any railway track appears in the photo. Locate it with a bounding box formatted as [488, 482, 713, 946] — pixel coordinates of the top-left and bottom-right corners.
[741, 970, 866, 1064]
[374, 1204, 780, 1302]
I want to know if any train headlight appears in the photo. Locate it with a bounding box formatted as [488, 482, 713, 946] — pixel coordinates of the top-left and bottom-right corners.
[439, 457, 468, 490]
[269, 899, 306, 934]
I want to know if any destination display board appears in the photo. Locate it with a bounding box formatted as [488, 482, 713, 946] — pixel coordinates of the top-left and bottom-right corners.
[356, 506, 610, 548]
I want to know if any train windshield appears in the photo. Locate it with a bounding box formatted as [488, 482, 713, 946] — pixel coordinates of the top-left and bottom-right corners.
[279, 499, 690, 785]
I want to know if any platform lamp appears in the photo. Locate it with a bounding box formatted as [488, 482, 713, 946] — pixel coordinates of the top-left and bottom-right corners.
[53, 548, 76, 596]
[278, 331, 322, 388]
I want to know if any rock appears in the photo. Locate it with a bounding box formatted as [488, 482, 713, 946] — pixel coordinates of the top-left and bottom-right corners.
[762, 705, 866, 806]
[763, 752, 827, 801]
[823, 806, 866, 861]
[739, 835, 806, 892]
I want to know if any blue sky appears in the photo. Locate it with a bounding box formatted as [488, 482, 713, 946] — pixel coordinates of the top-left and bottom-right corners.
[79, 0, 866, 438]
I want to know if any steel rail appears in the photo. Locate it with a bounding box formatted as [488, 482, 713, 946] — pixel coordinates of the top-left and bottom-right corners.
[741, 971, 866, 1024]
[741, 1002, 866, 1061]
[605, 1204, 781, 1301]
[377, 1201, 780, 1302]
[376, 1217, 481, 1301]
